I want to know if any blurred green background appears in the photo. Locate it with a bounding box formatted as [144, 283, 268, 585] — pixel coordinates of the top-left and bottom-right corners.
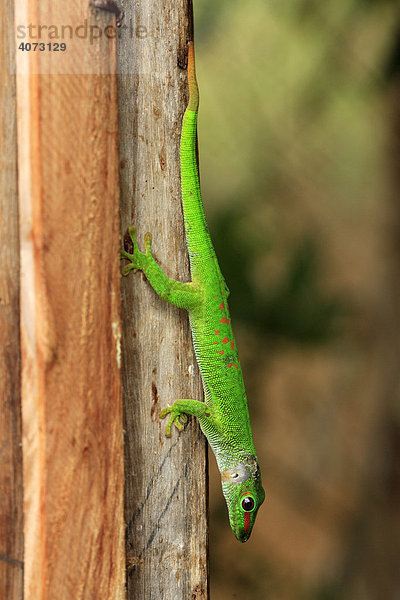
[194, 1, 400, 598]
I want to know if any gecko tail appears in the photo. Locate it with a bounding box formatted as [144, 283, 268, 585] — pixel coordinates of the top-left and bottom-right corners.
[187, 41, 199, 111]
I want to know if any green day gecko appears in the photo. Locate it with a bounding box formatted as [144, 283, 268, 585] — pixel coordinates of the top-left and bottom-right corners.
[121, 42, 265, 542]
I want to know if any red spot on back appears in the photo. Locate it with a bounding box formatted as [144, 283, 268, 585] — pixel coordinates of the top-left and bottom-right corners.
[227, 363, 234, 368]
[234, 364, 239, 369]
[219, 302, 224, 310]
[217, 350, 224, 355]
[220, 318, 230, 325]
[231, 340, 234, 351]
[244, 511, 251, 534]
[214, 330, 220, 335]
[222, 337, 229, 344]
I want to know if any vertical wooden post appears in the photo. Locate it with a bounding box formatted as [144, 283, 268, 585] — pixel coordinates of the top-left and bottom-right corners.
[14, 1, 125, 598]
[118, 1, 209, 598]
[0, 1, 24, 598]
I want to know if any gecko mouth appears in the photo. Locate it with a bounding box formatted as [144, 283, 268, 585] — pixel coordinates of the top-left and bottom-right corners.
[234, 525, 251, 543]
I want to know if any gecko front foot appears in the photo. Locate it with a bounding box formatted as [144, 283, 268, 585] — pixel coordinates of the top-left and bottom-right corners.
[120, 225, 152, 276]
[159, 398, 211, 438]
[159, 406, 188, 437]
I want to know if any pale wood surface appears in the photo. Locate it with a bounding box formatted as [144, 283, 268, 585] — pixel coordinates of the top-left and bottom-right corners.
[118, 1, 209, 598]
[0, 1, 24, 598]
[14, 2, 125, 598]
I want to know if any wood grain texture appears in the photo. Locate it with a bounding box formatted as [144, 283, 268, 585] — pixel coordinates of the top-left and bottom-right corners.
[0, 1, 24, 598]
[14, 1, 125, 598]
[118, 1, 209, 599]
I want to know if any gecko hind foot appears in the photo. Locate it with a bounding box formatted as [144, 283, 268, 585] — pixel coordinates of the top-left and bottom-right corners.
[120, 225, 152, 275]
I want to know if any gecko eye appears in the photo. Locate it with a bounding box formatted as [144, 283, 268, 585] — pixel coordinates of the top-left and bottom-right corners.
[241, 495, 255, 512]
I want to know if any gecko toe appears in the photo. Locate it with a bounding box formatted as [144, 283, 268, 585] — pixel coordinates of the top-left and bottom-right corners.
[121, 264, 137, 276]
[128, 225, 137, 241]
[173, 416, 184, 432]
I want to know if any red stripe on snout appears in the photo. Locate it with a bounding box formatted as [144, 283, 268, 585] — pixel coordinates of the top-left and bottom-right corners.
[244, 511, 251, 534]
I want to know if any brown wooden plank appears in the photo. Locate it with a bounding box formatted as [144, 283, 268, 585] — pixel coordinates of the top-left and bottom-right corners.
[0, 1, 24, 598]
[118, 1, 209, 598]
[14, 2, 125, 598]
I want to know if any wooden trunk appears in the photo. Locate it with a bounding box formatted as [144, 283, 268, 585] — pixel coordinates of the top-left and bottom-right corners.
[118, 1, 209, 598]
[14, 1, 125, 598]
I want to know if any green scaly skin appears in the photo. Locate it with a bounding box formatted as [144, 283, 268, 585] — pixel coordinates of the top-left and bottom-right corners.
[121, 42, 265, 542]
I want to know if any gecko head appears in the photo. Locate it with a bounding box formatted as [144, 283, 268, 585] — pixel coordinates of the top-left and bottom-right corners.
[221, 456, 266, 542]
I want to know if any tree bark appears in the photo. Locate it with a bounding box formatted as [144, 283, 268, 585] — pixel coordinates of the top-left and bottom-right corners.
[118, 1, 209, 598]
[14, 2, 125, 598]
[0, 1, 24, 598]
